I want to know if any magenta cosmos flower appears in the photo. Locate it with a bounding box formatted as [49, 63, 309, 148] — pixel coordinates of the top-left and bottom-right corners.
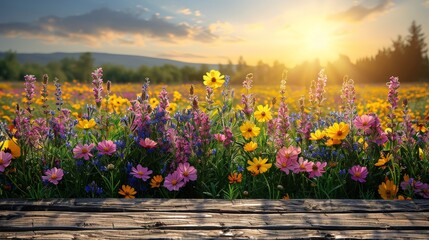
[309, 161, 327, 178]
[0, 151, 12, 172]
[97, 140, 116, 156]
[164, 171, 185, 191]
[139, 138, 157, 149]
[176, 162, 197, 183]
[131, 164, 153, 181]
[292, 157, 312, 174]
[353, 115, 375, 133]
[349, 165, 368, 183]
[42, 167, 64, 185]
[73, 143, 95, 160]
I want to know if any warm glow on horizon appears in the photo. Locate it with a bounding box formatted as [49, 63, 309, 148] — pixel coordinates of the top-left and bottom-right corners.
[0, 1, 428, 67]
[288, 19, 339, 65]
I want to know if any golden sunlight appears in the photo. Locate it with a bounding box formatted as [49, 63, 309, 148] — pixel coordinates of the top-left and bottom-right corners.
[295, 21, 338, 63]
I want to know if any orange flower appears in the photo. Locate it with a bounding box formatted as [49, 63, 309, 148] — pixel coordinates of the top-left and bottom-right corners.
[228, 172, 242, 184]
[378, 179, 398, 200]
[150, 175, 164, 188]
[282, 194, 290, 200]
[118, 185, 137, 199]
[375, 152, 392, 167]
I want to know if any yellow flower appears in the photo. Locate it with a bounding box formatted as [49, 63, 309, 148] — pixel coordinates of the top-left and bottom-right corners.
[173, 91, 182, 102]
[239, 121, 261, 139]
[414, 124, 427, 133]
[71, 103, 81, 110]
[150, 175, 164, 188]
[167, 102, 178, 113]
[309, 130, 325, 141]
[375, 152, 392, 167]
[419, 148, 424, 160]
[203, 70, 225, 89]
[247, 157, 272, 175]
[243, 141, 258, 152]
[254, 105, 272, 122]
[0, 138, 21, 158]
[149, 98, 159, 108]
[325, 122, 350, 140]
[325, 138, 341, 147]
[378, 179, 398, 200]
[76, 118, 96, 130]
[118, 185, 137, 199]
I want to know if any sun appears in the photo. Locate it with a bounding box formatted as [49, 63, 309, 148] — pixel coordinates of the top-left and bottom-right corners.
[303, 27, 331, 52]
[297, 21, 338, 62]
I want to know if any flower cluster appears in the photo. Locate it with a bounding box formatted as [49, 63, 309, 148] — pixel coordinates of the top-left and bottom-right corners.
[1, 68, 428, 201]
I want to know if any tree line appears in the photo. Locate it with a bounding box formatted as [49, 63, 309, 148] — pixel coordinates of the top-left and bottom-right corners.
[0, 21, 428, 85]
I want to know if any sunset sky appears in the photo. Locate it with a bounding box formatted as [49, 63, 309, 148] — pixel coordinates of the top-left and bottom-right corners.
[0, 0, 428, 67]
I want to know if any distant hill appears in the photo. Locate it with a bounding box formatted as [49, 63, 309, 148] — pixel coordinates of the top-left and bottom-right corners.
[0, 52, 217, 69]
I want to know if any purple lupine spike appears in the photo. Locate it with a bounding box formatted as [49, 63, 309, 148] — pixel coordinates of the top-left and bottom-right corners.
[91, 68, 104, 108]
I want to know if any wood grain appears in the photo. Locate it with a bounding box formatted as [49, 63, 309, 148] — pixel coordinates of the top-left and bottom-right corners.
[1, 199, 428, 239]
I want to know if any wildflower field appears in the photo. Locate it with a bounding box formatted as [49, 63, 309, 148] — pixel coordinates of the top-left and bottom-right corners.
[0, 68, 429, 200]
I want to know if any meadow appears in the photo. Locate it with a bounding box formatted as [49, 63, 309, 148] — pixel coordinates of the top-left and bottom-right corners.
[0, 68, 428, 200]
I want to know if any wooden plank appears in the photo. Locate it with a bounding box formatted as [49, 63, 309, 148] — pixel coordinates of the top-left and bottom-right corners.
[1, 211, 429, 230]
[0, 198, 427, 213]
[2, 229, 429, 239]
[1, 199, 429, 239]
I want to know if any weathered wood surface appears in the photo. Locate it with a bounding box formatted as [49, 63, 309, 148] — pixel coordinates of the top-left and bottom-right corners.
[0, 199, 429, 239]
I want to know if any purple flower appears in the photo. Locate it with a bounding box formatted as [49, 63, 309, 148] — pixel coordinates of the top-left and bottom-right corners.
[24, 75, 36, 105]
[42, 167, 64, 185]
[164, 171, 185, 191]
[348, 165, 368, 183]
[73, 143, 95, 160]
[387, 76, 400, 110]
[0, 151, 12, 172]
[130, 164, 153, 181]
[223, 127, 233, 147]
[176, 162, 197, 183]
[97, 140, 117, 156]
[91, 68, 104, 108]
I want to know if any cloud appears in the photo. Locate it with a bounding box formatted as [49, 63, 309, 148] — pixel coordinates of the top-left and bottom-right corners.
[178, 8, 202, 17]
[178, 8, 192, 15]
[0, 8, 217, 45]
[327, 0, 394, 22]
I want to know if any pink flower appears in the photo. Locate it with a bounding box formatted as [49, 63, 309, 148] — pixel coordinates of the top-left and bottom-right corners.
[73, 143, 95, 160]
[42, 167, 64, 185]
[97, 140, 116, 156]
[213, 134, 226, 143]
[177, 162, 197, 183]
[139, 138, 157, 149]
[275, 156, 295, 175]
[292, 157, 312, 174]
[275, 146, 301, 174]
[164, 171, 185, 191]
[276, 145, 301, 162]
[348, 165, 368, 183]
[353, 115, 375, 133]
[0, 151, 12, 172]
[131, 164, 153, 181]
[309, 161, 327, 178]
